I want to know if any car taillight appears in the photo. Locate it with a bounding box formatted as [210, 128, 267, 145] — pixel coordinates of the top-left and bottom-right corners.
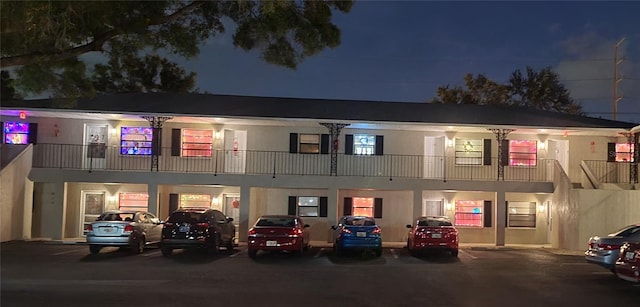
[248, 228, 256, 236]
[163, 222, 173, 228]
[341, 228, 352, 234]
[289, 228, 303, 237]
[196, 223, 209, 228]
[87, 225, 93, 232]
[371, 227, 381, 235]
[598, 243, 621, 250]
[124, 225, 134, 233]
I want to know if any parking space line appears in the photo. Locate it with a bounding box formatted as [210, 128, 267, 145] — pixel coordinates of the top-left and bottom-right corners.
[461, 249, 478, 259]
[314, 248, 325, 258]
[390, 249, 398, 259]
[142, 250, 161, 257]
[52, 250, 78, 256]
[229, 250, 244, 258]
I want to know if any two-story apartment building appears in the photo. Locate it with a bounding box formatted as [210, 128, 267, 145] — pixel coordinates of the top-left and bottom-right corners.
[1, 93, 638, 250]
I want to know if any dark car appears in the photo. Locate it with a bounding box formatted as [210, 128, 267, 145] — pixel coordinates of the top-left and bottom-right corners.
[160, 207, 235, 256]
[406, 216, 459, 257]
[86, 210, 162, 254]
[247, 215, 311, 258]
[331, 216, 382, 257]
[615, 242, 640, 283]
[585, 224, 640, 271]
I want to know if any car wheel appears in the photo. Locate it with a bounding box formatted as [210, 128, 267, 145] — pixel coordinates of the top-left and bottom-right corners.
[451, 249, 459, 257]
[226, 238, 234, 252]
[334, 243, 342, 257]
[375, 248, 383, 257]
[208, 235, 220, 255]
[248, 249, 258, 259]
[89, 245, 101, 254]
[161, 246, 173, 257]
[296, 243, 305, 257]
[131, 237, 145, 254]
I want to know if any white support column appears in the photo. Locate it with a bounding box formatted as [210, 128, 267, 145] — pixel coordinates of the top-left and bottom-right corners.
[238, 185, 251, 242]
[495, 191, 507, 246]
[326, 186, 339, 242]
[22, 179, 34, 240]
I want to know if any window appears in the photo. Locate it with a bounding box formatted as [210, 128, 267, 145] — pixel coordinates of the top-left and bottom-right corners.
[118, 193, 149, 212]
[455, 139, 483, 165]
[352, 197, 374, 217]
[507, 202, 536, 228]
[298, 196, 319, 217]
[509, 140, 537, 166]
[121, 126, 153, 155]
[181, 129, 213, 157]
[454, 200, 483, 227]
[354, 134, 375, 155]
[299, 134, 320, 154]
[615, 143, 635, 162]
[180, 194, 211, 208]
[3, 122, 30, 144]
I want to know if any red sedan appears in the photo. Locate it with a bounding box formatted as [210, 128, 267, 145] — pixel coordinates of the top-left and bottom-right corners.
[247, 215, 311, 258]
[406, 216, 459, 257]
[615, 242, 640, 283]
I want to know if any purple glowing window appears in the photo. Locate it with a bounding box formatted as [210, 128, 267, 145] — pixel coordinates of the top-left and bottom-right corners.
[120, 126, 153, 155]
[4, 122, 30, 144]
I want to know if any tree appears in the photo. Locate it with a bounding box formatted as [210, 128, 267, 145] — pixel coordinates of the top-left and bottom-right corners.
[429, 66, 583, 115]
[0, 0, 354, 99]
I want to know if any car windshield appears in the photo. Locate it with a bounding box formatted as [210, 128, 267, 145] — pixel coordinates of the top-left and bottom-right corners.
[168, 212, 203, 224]
[256, 218, 296, 227]
[97, 212, 135, 222]
[418, 217, 452, 227]
[344, 217, 376, 226]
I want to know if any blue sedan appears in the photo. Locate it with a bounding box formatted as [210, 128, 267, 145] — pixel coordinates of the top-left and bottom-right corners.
[331, 216, 382, 257]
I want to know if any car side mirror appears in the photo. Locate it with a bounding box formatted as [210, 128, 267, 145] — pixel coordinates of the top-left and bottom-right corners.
[406, 224, 412, 228]
[304, 224, 310, 228]
[331, 225, 337, 230]
[226, 217, 234, 222]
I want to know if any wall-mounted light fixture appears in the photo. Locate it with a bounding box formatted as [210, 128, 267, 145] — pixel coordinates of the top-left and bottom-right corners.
[538, 203, 545, 213]
[215, 131, 221, 140]
[445, 201, 453, 211]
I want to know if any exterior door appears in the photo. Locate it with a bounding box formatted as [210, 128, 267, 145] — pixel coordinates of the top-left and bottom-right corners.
[224, 195, 240, 244]
[80, 190, 105, 236]
[424, 200, 443, 216]
[548, 140, 569, 179]
[224, 129, 247, 173]
[83, 124, 108, 169]
[424, 136, 445, 179]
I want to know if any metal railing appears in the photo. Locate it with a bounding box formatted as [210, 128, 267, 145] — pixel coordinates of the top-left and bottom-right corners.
[31, 143, 554, 182]
[583, 160, 638, 184]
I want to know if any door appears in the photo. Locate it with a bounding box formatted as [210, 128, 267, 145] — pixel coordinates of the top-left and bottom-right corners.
[424, 136, 444, 179]
[548, 140, 569, 179]
[83, 124, 108, 169]
[80, 191, 105, 236]
[224, 129, 247, 173]
[224, 195, 240, 244]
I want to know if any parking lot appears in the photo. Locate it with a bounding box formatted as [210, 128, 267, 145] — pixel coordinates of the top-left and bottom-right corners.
[1, 241, 639, 307]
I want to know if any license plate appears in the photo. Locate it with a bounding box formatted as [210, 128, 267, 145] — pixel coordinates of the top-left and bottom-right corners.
[102, 227, 113, 233]
[356, 232, 366, 237]
[179, 226, 190, 232]
[431, 233, 442, 238]
[266, 241, 277, 247]
[625, 251, 636, 260]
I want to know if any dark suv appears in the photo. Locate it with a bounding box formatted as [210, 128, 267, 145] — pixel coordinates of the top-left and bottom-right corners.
[161, 208, 236, 256]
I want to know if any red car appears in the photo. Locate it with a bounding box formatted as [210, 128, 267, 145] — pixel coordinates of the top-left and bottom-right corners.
[614, 242, 640, 283]
[247, 215, 311, 258]
[406, 216, 459, 257]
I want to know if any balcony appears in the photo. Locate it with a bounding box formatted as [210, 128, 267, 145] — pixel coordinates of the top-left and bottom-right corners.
[30, 143, 554, 182]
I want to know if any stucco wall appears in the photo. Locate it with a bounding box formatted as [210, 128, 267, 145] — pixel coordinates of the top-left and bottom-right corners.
[0, 146, 33, 242]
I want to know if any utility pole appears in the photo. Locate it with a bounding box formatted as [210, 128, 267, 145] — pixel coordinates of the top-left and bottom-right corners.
[613, 37, 625, 121]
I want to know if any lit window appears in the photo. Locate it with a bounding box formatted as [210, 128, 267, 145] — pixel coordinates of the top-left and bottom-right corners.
[120, 127, 153, 155]
[182, 129, 213, 157]
[118, 193, 149, 212]
[299, 134, 320, 154]
[298, 196, 319, 217]
[455, 139, 483, 165]
[352, 197, 374, 217]
[354, 134, 375, 155]
[507, 202, 536, 228]
[3, 122, 30, 144]
[509, 140, 537, 166]
[454, 200, 483, 227]
[615, 143, 635, 162]
[180, 194, 211, 208]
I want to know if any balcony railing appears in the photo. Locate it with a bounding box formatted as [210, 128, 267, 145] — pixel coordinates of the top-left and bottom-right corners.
[583, 160, 639, 184]
[31, 143, 554, 182]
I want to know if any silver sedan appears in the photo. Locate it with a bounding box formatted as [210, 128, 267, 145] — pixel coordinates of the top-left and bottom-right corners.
[585, 224, 640, 271]
[86, 211, 163, 254]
